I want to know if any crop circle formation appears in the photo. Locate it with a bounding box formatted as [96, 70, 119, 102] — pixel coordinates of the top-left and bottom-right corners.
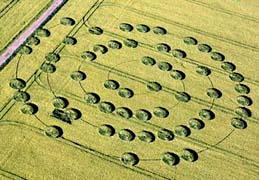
[8, 18, 254, 171]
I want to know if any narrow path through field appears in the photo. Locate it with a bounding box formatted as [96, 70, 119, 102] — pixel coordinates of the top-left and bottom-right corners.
[0, 0, 64, 67]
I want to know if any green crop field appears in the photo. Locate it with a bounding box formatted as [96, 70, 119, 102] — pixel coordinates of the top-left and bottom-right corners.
[0, 0, 259, 180]
[0, 0, 13, 10]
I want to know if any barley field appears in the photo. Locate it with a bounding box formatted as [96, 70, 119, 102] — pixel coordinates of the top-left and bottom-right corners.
[0, 0, 258, 180]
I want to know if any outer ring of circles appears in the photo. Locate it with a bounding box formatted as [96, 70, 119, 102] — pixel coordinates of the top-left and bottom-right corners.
[8, 20, 251, 167]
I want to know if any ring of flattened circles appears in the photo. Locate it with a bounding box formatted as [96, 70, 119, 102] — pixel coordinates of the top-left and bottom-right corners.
[14, 24, 249, 166]
[79, 24, 250, 165]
